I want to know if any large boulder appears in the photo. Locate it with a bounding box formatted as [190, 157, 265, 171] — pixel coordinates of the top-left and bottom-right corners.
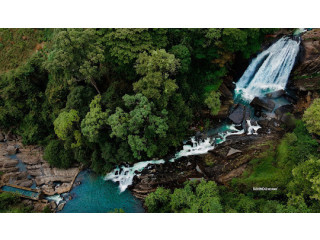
[250, 97, 275, 112]
[228, 104, 245, 124]
[275, 104, 294, 120]
[265, 89, 285, 99]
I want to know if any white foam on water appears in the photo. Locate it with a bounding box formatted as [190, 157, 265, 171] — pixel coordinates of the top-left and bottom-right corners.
[246, 120, 261, 135]
[105, 159, 165, 193]
[105, 124, 244, 192]
[46, 194, 63, 205]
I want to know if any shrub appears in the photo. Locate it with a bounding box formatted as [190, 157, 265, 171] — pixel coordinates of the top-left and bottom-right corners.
[303, 98, 320, 136]
[0, 192, 20, 211]
[204, 91, 221, 116]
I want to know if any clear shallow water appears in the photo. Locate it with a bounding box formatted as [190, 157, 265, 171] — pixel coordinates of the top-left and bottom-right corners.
[60, 170, 144, 213]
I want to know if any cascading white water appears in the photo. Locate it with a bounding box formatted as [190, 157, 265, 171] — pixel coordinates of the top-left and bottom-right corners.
[235, 37, 300, 101]
[105, 124, 244, 192]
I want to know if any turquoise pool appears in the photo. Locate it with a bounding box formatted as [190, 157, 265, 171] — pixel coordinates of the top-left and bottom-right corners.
[59, 170, 145, 213]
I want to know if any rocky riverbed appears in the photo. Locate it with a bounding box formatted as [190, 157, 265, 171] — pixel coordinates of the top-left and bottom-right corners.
[130, 117, 284, 199]
[0, 134, 80, 212]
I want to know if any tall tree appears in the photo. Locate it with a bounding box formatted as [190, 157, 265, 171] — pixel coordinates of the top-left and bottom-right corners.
[44, 29, 105, 93]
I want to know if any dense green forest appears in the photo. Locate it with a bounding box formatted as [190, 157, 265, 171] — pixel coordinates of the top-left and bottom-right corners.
[0, 28, 275, 173]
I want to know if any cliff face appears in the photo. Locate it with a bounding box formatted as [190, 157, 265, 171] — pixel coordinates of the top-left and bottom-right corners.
[293, 29, 320, 91]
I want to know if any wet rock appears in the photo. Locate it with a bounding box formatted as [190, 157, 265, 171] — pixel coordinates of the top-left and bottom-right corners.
[229, 104, 245, 124]
[275, 104, 294, 120]
[250, 97, 275, 112]
[195, 131, 207, 142]
[265, 89, 285, 99]
[6, 146, 18, 155]
[283, 93, 298, 104]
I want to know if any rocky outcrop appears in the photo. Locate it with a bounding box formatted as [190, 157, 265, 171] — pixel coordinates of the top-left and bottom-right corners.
[229, 104, 245, 124]
[131, 127, 283, 199]
[250, 97, 275, 112]
[0, 141, 80, 196]
[275, 104, 294, 120]
[293, 29, 320, 91]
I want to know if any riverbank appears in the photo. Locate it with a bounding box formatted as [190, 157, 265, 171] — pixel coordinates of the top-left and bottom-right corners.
[0, 138, 81, 212]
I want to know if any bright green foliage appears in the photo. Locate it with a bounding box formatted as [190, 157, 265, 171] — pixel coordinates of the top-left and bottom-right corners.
[145, 180, 223, 213]
[43, 139, 75, 168]
[54, 109, 80, 141]
[134, 49, 180, 107]
[289, 156, 320, 201]
[144, 187, 171, 213]
[204, 91, 221, 116]
[108, 93, 168, 159]
[0, 192, 19, 210]
[0, 192, 33, 213]
[81, 95, 110, 143]
[44, 29, 105, 93]
[105, 28, 168, 65]
[303, 98, 320, 136]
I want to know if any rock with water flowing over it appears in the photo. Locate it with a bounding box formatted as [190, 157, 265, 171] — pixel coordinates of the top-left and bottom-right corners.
[250, 97, 275, 112]
[228, 104, 245, 124]
[265, 89, 285, 99]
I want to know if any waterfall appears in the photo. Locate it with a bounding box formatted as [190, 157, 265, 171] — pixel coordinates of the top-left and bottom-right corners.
[235, 37, 300, 101]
